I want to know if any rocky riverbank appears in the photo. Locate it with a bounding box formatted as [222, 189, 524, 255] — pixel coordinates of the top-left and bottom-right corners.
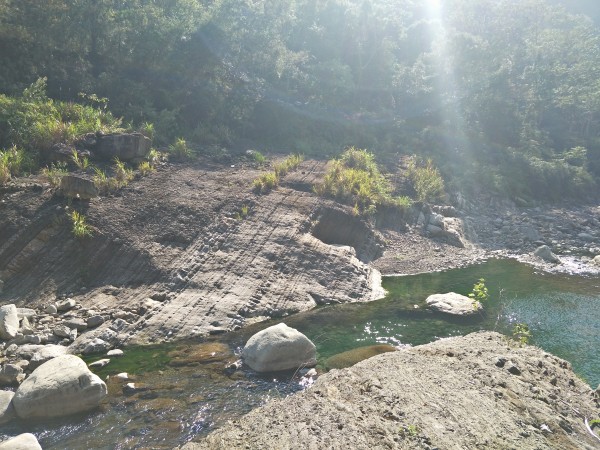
[184, 331, 600, 450]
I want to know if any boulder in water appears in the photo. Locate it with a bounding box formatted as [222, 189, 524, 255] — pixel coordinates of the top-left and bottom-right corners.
[0, 433, 42, 450]
[426, 292, 481, 316]
[0, 390, 16, 424]
[242, 323, 316, 372]
[13, 355, 107, 419]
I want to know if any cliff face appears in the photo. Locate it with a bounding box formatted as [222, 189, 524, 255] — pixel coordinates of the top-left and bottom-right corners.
[185, 332, 600, 450]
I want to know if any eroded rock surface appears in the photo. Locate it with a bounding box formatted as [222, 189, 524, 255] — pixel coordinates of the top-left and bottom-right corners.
[186, 332, 600, 450]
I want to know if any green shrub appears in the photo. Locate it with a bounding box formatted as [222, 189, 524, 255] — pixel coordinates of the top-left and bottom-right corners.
[139, 122, 155, 140]
[0, 145, 31, 184]
[93, 167, 118, 194]
[147, 148, 164, 165]
[70, 210, 93, 239]
[253, 171, 279, 193]
[512, 323, 532, 346]
[406, 156, 446, 203]
[113, 158, 134, 187]
[71, 149, 89, 171]
[41, 162, 68, 188]
[168, 138, 193, 161]
[274, 153, 304, 176]
[252, 154, 304, 194]
[138, 160, 155, 176]
[252, 150, 267, 165]
[469, 278, 489, 307]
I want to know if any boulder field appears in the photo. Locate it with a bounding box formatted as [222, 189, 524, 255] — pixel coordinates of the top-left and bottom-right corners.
[184, 332, 600, 450]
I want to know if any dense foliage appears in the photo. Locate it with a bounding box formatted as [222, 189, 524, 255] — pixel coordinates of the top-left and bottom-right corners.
[1, 0, 599, 201]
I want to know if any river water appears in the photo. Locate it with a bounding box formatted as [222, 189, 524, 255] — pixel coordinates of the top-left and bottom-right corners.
[1, 259, 598, 448]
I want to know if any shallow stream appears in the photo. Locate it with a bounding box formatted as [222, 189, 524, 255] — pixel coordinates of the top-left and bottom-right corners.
[1, 259, 599, 449]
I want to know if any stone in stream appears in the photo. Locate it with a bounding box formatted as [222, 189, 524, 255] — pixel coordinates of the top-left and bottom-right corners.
[0, 433, 42, 450]
[426, 292, 481, 316]
[242, 323, 316, 372]
[0, 390, 16, 424]
[0, 304, 19, 340]
[593, 255, 600, 267]
[107, 349, 124, 357]
[12, 355, 107, 419]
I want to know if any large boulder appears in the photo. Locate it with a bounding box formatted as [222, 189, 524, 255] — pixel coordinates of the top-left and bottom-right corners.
[242, 323, 316, 372]
[0, 304, 19, 340]
[94, 132, 151, 162]
[0, 390, 16, 424]
[533, 245, 560, 263]
[12, 355, 107, 419]
[426, 292, 481, 316]
[59, 174, 99, 200]
[593, 255, 600, 266]
[0, 433, 42, 450]
[29, 344, 68, 371]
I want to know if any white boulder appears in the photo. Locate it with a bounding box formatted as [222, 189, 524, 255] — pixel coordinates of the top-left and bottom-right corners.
[13, 355, 107, 419]
[0, 390, 16, 424]
[242, 323, 316, 372]
[29, 344, 68, 371]
[426, 292, 481, 316]
[0, 304, 19, 340]
[593, 255, 600, 266]
[0, 433, 42, 450]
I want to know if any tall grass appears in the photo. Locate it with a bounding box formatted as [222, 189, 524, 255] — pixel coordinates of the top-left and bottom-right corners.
[70, 210, 93, 239]
[0, 145, 31, 184]
[315, 147, 404, 214]
[406, 156, 446, 203]
[253, 154, 304, 193]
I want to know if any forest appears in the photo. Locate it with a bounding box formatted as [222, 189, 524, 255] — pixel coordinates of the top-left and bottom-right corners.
[1, 0, 599, 202]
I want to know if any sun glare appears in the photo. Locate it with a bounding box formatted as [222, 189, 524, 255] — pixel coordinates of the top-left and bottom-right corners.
[428, 0, 442, 13]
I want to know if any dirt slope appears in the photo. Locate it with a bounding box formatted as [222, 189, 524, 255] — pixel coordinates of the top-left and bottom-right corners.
[183, 332, 600, 450]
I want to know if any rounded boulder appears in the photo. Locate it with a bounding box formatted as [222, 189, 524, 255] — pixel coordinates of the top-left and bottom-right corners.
[13, 355, 107, 419]
[242, 323, 316, 372]
[426, 292, 481, 316]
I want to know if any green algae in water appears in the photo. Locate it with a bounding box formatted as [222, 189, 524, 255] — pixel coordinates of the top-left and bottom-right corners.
[81, 342, 174, 378]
